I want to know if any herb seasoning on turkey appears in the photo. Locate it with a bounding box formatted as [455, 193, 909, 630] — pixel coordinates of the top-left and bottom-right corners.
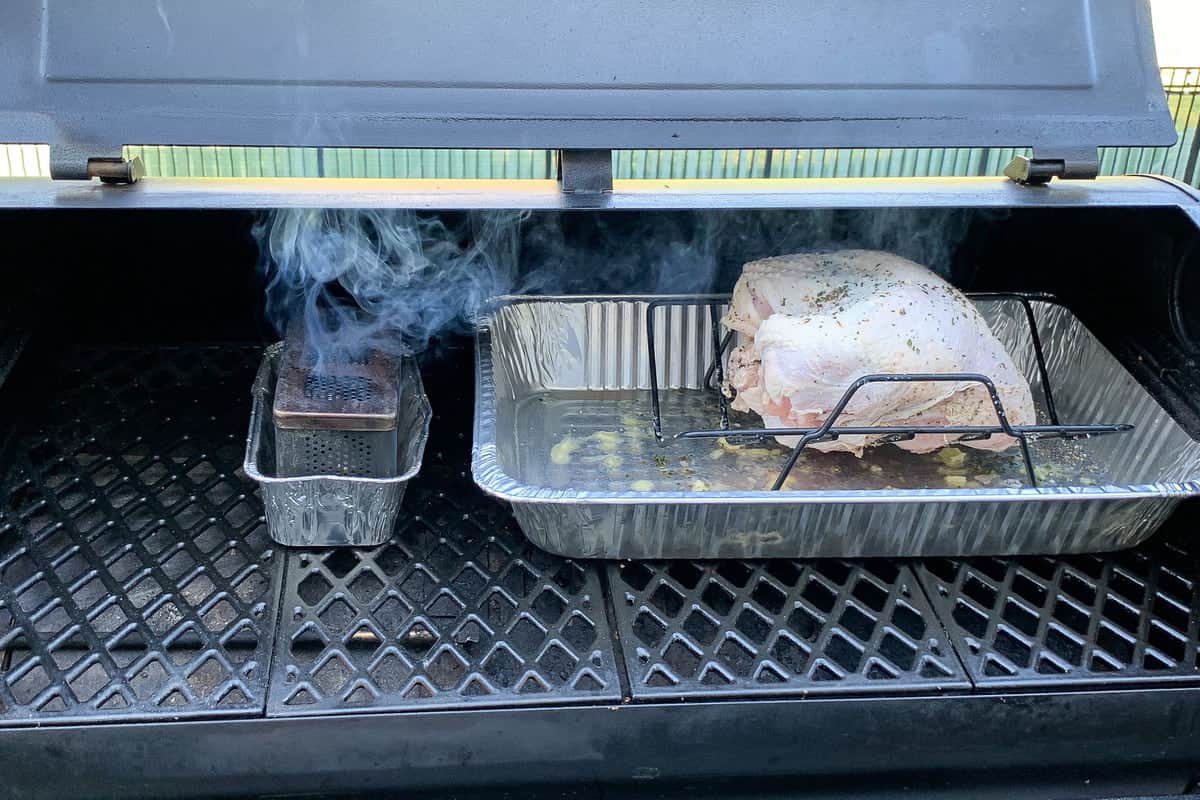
[722, 250, 1035, 455]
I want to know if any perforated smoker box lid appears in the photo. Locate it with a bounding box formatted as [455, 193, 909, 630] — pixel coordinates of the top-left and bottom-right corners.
[0, 0, 1176, 158]
[272, 333, 400, 433]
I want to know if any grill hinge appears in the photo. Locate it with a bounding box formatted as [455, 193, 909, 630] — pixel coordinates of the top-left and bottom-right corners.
[1004, 147, 1099, 186]
[559, 149, 613, 195]
[49, 144, 145, 184]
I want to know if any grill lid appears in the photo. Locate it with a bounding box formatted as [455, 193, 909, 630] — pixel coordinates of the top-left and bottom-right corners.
[0, 0, 1175, 161]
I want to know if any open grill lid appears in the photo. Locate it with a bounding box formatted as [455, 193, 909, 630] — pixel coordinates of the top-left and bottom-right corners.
[0, 0, 1175, 177]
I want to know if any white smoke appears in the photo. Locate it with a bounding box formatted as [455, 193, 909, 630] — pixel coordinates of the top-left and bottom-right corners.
[253, 209, 526, 369]
[253, 207, 983, 368]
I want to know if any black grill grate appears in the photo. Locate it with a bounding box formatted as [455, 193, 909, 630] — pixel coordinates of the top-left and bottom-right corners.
[0, 347, 279, 724]
[4, 342, 1200, 731]
[917, 523, 1200, 687]
[609, 559, 968, 698]
[269, 459, 622, 715]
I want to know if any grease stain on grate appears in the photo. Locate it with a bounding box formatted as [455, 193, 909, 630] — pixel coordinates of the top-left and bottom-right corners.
[609, 559, 967, 698]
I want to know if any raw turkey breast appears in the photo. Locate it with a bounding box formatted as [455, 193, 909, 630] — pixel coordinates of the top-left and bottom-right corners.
[721, 250, 1036, 455]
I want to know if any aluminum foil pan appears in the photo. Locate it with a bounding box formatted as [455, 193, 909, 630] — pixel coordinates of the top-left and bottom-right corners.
[245, 343, 431, 547]
[473, 295, 1200, 560]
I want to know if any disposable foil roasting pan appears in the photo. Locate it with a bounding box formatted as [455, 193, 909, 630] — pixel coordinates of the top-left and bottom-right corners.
[472, 296, 1200, 560]
[245, 343, 431, 547]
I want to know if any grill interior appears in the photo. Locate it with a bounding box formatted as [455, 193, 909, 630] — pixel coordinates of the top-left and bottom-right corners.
[1, 203, 1199, 797]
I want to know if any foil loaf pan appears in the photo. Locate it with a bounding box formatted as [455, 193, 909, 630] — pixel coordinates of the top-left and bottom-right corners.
[245, 343, 432, 547]
[473, 295, 1200, 560]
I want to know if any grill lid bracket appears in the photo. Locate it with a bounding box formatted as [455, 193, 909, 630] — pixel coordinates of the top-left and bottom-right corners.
[559, 149, 613, 195]
[48, 142, 144, 184]
[1005, 147, 1101, 186]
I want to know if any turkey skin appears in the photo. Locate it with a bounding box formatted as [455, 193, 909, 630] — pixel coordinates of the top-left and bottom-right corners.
[721, 250, 1036, 455]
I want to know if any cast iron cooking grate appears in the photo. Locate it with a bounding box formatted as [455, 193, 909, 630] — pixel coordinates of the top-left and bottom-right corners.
[917, 525, 1200, 688]
[268, 457, 621, 715]
[608, 558, 968, 698]
[0, 346, 279, 725]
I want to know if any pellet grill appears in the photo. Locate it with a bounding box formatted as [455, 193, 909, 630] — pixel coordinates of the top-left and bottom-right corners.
[2, 2, 1200, 798]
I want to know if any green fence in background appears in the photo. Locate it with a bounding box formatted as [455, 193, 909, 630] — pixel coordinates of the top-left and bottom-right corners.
[614, 67, 1200, 183]
[4, 68, 1199, 186]
[123, 146, 557, 180]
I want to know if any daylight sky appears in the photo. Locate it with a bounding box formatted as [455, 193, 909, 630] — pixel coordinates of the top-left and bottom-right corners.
[1151, 0, 1199, 65]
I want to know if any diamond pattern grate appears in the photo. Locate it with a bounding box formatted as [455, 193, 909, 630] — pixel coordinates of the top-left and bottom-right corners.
[609, 558, 968, 698]
[269, 462, 621, 715]
[0, 347, 279, 724]
[3, 343, 1200, 727]
[917, 525, 1200, 688]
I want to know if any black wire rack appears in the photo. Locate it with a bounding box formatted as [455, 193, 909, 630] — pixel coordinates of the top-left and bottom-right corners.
[646, 292, 1134, 491]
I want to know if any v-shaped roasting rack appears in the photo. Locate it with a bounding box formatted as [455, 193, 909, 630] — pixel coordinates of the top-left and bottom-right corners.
[646, 292, 1134, 490]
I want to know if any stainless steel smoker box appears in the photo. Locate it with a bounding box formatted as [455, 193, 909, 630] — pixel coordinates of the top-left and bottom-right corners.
[272, 334, 401, 479]
[473, 295, 1200, 560]
[246, 343, 432, 547]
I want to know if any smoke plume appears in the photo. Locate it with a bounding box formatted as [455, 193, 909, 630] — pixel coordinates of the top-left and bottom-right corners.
[254, 207, 982, 366]
[253, 209, 526, 368]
